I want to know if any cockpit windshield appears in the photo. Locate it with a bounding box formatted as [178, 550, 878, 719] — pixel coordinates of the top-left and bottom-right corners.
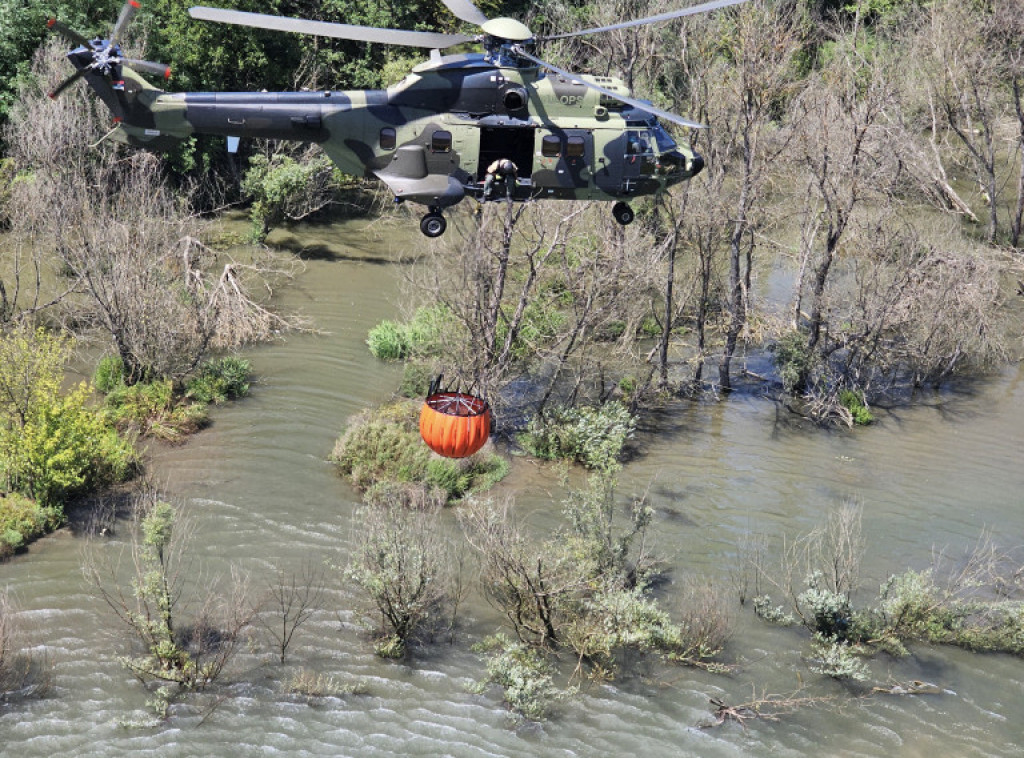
[651, 125, 677, 152]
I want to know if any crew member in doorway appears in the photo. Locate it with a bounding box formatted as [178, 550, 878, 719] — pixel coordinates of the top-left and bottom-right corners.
[483, 158, 518, 200]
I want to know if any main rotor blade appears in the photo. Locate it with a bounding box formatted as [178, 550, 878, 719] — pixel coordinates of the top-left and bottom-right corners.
[439, 0, 490, 26]
[189, 7, 474, 49]
[515, 48, 705, 129]
[46, 18, 91, 48]
[540, 0, 749, 41]
[48, 68, 88, 99]
[111, 0, 141, 45]
[124, 58, 171, 79]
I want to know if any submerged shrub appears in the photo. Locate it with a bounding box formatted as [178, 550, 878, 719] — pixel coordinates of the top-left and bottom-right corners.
[185, 357, 252, 404]
[367, 305, 452, 361]
[518, 401, 635, 470]
[839, 389, 874, 425]
[807, 634, 869, 681]
[472, 635, 569, 721]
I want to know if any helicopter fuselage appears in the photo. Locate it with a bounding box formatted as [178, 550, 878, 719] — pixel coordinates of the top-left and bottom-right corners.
[100, 49, 703, 228]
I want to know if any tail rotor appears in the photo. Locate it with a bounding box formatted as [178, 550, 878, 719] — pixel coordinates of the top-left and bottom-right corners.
[46, 0, 171, 115]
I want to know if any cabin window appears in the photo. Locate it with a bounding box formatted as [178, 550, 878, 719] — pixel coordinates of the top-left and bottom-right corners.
[541, 135, 561, 157]
[431, 130, 452, 152]
[379, 127, 396, 150]
[566, 135, 585, 158]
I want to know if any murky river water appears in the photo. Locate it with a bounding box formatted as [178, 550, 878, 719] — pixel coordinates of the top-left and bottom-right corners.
[3, 215, 1024, 757]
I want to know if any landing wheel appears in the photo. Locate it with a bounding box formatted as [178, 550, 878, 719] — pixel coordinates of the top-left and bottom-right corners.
[420, 213, 447, 238]
[612, 201, 635, 226]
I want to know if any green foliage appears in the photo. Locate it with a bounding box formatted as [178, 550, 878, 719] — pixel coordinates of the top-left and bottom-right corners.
[103, 380, 208, 441]
[494, 297, 565, 363]
[518, 401, 636, 470]
[472, 635, 569, 721]
[0, 493, 60, 560]
[184, 356, 252, 404]
[345, 501, 456, 658]
[798, 572, 854, 641]
[241, 152, 338, 242]
[399, 363, 433, 398]
[0, 0, 122, 136]
[807, 634, 869, 681]
[93, 355, 127, 394]
[0, 333, 135, 507]
[366, 305, 452, 362]
[839, 389, 874, 425]
[331, 401, 507, 506]
[771, 330, 815, 393]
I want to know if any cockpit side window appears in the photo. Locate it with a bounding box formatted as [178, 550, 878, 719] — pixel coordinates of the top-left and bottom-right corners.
[566, 135, 585, 158]
[379, 127, 397, 150]
[431, 130, 452, 152]
[651, 126, 677, 152]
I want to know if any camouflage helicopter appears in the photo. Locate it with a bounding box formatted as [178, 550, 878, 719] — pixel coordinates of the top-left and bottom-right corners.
[47, 0, 748, 237]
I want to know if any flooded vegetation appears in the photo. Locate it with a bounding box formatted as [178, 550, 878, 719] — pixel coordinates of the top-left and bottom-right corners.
[3, 0, 1024, 754]
[2, 218, 1024, 756]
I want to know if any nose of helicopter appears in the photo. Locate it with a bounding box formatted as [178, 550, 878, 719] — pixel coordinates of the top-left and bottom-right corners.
[659, 149, 705, 184]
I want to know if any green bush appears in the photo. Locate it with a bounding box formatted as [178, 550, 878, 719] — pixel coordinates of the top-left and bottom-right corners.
[0, 493, 61, 560]
[104, 380, 208, 441]
[185, 357, 252, 404]
[839, 389, 874, 425]
[367, 306, 451, 362]
[93, 355, 126, 393]
[518, 401, 636, 470]
[366, 321, 407, 361]
[771, 330, 815, 393]
[2, 383, 136, 507]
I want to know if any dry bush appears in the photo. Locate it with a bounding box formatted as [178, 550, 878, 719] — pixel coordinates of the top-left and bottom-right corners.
[4, 40, 301, 382]
[0, 588, 52, 700]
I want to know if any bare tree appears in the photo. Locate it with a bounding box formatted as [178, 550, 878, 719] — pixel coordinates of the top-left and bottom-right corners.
[255, 561, 327, 664]
[409, 202, 659, 415]
[83, 487, 253, 692]
[915, 0, 1009, 244]
[459, 498, 577, 648]
[788, 24, 898, 392]
[5, 41, 301, 383]
[0, 588, 51, 700]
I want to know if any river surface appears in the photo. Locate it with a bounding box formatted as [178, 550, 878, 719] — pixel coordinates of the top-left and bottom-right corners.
[2, 215, 1024, 757]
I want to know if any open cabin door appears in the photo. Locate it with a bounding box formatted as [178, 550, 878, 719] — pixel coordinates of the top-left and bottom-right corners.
[478, 126, 536, 181]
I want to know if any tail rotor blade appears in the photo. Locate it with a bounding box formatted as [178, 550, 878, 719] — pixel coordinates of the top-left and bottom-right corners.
[48, 68, 88, 99]
[111, 0, 141, 45]
[124, 58, 171, 79]
[46, 18, 91, 47]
